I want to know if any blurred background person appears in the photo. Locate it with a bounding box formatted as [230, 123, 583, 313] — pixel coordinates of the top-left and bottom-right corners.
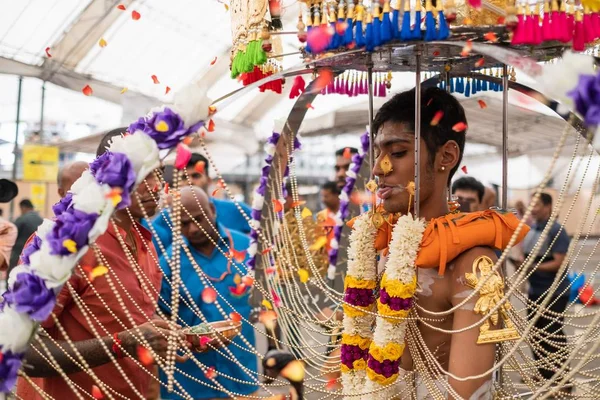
[0, 179, 18, 289]
[451, 176, 485, 212]
[9, 198, 43, 271]
[334, 147, 358, 191]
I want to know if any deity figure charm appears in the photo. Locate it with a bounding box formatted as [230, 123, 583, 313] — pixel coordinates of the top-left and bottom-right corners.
[465, 255, 520, 344]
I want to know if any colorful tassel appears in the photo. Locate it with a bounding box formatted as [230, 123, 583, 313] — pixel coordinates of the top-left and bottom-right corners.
[542, 0, 552, 41]
[400, 0, 412, 40]
[531, 3, 542, 45]
[345, 4, 355, 46]
[425, 0, 437, 41]
[476, 78, 482, 91]
[465, 79, 471, 97]
[305, 18, 313, 53]
[379, 78, 386, 97]
[289, 75, 306, 99]
[392, 0, 401, 38]
[366, 12, 375, 51]
[471, 79, 477, 94]
[437, 0, 450, 40]
[412, 1, 423, 39]
[373, 5, 382, 46]
[381, 1, 393, 43]
[584, 7, 595, 43]
[450, 77, 455, 92]
[566, 3, 575, 42]
[573, 9, 585, 51]
[511, 4, 526, 44]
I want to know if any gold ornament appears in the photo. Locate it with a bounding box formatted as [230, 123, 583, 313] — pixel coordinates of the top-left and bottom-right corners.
[371, 212, 384, 228]
[379, 154, 393, 175]
[464, 256, 520, 344]
[366, 180, 378, 193]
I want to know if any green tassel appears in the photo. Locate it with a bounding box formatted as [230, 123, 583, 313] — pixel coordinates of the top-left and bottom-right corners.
[255, 39, 267, 66]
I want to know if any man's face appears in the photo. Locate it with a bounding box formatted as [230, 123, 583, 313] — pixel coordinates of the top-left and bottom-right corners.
[181, 205, 216, 248]
[321, 189, 339, 211]
[454, 189, 481, 212]
[185, 167, 211, 192]
[335, 155, 352, 190]
[531, 198, 550, 221]
[373, 122, 435, 214]
[128, 170, 161, 219]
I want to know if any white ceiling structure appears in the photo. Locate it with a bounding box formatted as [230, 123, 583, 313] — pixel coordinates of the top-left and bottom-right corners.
[0, 0, 588, 186]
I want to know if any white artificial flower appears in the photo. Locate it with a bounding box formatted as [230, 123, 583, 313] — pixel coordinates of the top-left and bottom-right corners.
[0, 306, 36, 353]
[88, 200, 116, 242]
[252, 193, 264, 210]
[327, 265, 336, 280]
[330, 238, 339, 249]
[346, 170, 357, 179]
[109, 132, 160, 185]
[171, 81, 213, 127]
[7, 265, 29, 289]
[265, 142, 276, 156]
[71, 171, 111, 215]
[339, 191, 349, 203]
[36, 219, 55, 240]
[538, 50, 595, 110]
[247, 242, 258, 257]
[29, 243, 88, 289]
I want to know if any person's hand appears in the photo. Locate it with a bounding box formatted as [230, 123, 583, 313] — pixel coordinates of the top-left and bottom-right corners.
[120, 319, 191, 363]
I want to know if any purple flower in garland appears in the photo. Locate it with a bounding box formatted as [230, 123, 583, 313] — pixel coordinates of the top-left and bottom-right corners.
[47, 209, 98, 256]
[2, 272, 55, 321]
[128, 107, 203, 149]
[52, 192, 73, 217]
[20, 235, 42, 265]
[0, 349, 23, 392]
[91, 152, 136, 208]
[568, 73, 600, 126]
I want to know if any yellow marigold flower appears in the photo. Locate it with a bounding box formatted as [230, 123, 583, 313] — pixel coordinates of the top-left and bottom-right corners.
[343, 303, 374, 318]
[369, 342, 405, 362]
[381, 273, 417, 298]
[377, 300, 411, 320]
[353, 359, 367, 370]
[341, 364, 351, 373]
[342, 334, 371, 350]
[344, 276, 377, 290]
[366, 368, 399, 386]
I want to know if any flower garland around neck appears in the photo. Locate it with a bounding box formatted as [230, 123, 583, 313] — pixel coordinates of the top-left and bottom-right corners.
[341, 208, 425, 398]
[0, 82, 213, 394]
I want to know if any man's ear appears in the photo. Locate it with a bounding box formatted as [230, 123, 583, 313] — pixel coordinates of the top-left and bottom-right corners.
[438, 140, 460, 171]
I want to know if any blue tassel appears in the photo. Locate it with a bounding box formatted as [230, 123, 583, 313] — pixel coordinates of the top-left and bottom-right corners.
[476, 79, 482, 91]
[381, 11, 393, 43]
[366, 19, 375, 51]
[471, 80, 477, 95]
[330, 22, 339, 49]
[450, 77, 455, 93]
[425, 10, 437, 41]
[355, 20, 365, 47]
[373, 14, 382, 46]
[482, 79, 488, 91]
[457, 78, 464, 93]
[411, 11, 422, 39]
[305, 25, 313, 53]
[392, 9, 400, 39]
[437, 10, 450, 40]
[465, 79, 471, 97]
[344, 17, 354, 46]
[400, 9, 412, 40]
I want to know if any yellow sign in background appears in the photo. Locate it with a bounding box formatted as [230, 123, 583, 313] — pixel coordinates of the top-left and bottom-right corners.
[30, 183, 47, 213]
[22, 144, 59, 182]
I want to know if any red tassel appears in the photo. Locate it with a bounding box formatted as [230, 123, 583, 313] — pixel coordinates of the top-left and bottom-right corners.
[542, 7, 552, 41]
[584, 9, 595, 43]
[573, 11, 585, 51]
[556, 8, 569, 42]
[592, 10, 600, 39]
[531, 6, 542, 44]
[289, 75, 306, 99]
[566, 7, 575, 42]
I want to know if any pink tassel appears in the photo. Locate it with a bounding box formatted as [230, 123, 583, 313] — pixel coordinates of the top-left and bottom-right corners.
[512, 12, 526, 44]
[532, 11, 542, 44]
[341, 78, 347, 95]
[592, 11, 600, 39]
[584, 11, 595, 43]
[345, 77, 350, 95]
[523, 5, 535, 44]
[542, 10, 552, 41]
[379, 81, 386, 97]
[566, 11, 574, 41]
[557, 10, 569, 42]
[573, 12, 585, 51]
[374, 79, 379, 97]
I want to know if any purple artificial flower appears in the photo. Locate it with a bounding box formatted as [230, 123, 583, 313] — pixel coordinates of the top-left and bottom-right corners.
[568, 73, 600, 126]
[360, 132, 370, 153]
[52, 192, 73, 217]
[20, 235, 42, 265]
[267, 132, 281, 146]
[47, 209, 98, 256]
[92, 152, 136, 208]
[3, 272, 55, 321]
[0, 349, 23, 392]
[132, 107, 199, 149]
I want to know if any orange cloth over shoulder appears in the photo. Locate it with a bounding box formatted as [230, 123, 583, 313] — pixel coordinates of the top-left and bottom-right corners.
[348, 209, 530, 275]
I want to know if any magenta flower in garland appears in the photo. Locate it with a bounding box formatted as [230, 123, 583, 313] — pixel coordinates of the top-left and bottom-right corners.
[47, 209, 98, 256]
[2, 272, 55, 321]
[128, 107, 204, 149]
[0, 349, 23, 392]
[90, 151, 136, 208]
[568, 72, 600, 126]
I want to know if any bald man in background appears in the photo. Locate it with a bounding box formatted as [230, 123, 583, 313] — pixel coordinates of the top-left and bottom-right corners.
[57, 161, 88, 198]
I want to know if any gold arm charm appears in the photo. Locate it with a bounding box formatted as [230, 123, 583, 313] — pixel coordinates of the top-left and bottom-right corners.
[464, 256, 520, 344]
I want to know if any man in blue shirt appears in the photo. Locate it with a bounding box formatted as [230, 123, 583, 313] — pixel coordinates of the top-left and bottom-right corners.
[150, 153, 252, 256]
[521, 192, 571, 383]
[158, 186, 258, 399]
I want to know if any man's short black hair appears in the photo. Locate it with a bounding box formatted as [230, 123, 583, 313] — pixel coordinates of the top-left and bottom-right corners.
[373, 87, 467, 184]
[96, 128, 127, 156]
[322, 181, 340, 194]
[335, 147, 358, 157]
[20, 199, 34, 209]
[188, 153, 210, 174]
[537, 192, 553, 207]
[452, 177, 485, 202]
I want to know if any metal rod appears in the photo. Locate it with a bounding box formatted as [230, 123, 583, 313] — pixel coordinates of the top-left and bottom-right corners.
[501, 65, 509, 210]
[367, 55, 375, 179]
[10, 76, 23, 221]
[40, 81, 46, 134]
[414, 50, 422, 218]
[444, 69, 451, 94]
